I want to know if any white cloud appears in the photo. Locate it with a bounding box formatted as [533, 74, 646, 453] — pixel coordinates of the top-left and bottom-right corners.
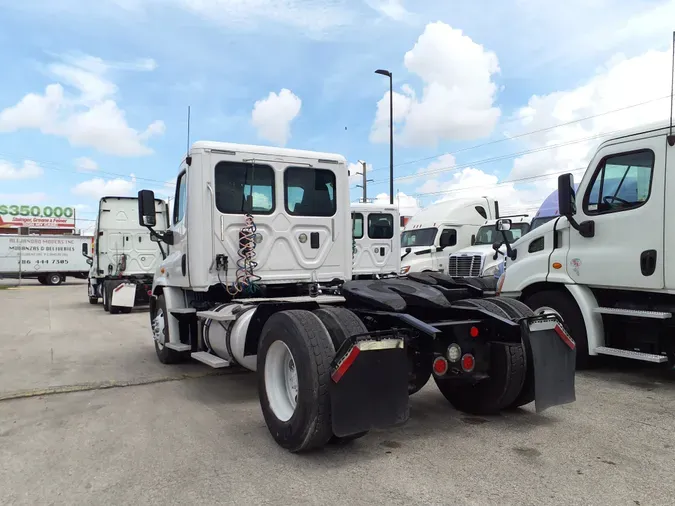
[251, 89, 302, 146]
[71, 175, 136, 200]
[0, 160, 43, 180]
[370, 191, 421, 217]
[366, 0, 412, 21]
[507, 48, 672, 183]
[75, 157, 98, 172]
[0, 54, 165, 156]
[370, 22, 501, 147]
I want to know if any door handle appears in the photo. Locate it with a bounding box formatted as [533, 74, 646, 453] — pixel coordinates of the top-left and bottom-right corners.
[640, 249, 657, 276]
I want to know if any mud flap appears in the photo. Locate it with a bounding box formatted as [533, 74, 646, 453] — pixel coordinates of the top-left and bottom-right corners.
[111, 283, 136, 308]
[524, 316, 576, 413]
[329, 335, 410, 437]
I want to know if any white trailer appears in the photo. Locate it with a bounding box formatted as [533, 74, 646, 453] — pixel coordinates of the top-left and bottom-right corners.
[448, 216, 531, 280]
[351, 203, 400, 279]
[497, 121, 675, 368]
[0, 234, 91, 285]
[399, 197, 498, 276]
[134, 140, 576, 454]
[85, 196, 169, 314]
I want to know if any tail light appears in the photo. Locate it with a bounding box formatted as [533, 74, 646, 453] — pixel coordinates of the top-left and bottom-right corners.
[433, 356, 448, 376]
[461, 354, 475, 373]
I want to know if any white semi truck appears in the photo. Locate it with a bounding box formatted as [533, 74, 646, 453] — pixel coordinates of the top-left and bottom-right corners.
[84, 196, 169, 314]
[399, 197, 498, 276]
[0, 234, 91, 285]
[497, 121, 675, 368]
[134, 140, 576, 453]
[351, 203, 400, 279]
[447, 216, 531, 280]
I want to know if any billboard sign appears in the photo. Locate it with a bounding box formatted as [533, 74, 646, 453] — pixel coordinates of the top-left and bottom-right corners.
[0, 204, 76, 229]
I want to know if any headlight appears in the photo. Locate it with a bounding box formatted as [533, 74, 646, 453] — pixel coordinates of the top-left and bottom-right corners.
[482, 264, 499, 278]
[400, 265, 411, 275]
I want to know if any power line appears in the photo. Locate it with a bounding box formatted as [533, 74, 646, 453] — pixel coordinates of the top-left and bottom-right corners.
[367, 125, 643, 187]
[366, 94, 671, 175]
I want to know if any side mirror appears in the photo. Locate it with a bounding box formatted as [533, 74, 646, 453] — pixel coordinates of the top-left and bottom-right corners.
[558, 173, 576, 217]
[86, 258, 93, 266]
[81, 243, 89, 256]
[405, 247, 411, 253]
[496, 218, 512, 231]
[138, 190, 157, 227]
[471, 234, 476, 246]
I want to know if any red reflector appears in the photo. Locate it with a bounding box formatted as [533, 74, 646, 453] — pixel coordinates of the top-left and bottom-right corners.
[470, 326, 479, 338]
[461, 354, 475, 372]
[147, 290, 153, 296]
[331, 346, 361, 383]
[554, 324, 576, 350]
[433, 356, 448, 375]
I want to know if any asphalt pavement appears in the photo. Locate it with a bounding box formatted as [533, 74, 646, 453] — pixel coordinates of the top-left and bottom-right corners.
[1, 280, 674, 505]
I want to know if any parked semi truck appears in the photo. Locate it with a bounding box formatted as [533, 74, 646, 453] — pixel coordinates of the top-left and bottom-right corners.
[447, 216, 531, 280]
[84, 196, 169, 314]
[135, 141, 576, 453]
[351, 203, 400, 279]
[497, 121, 675, 367]
[0, 234, 90, 285]
[399, 197, 498, 276]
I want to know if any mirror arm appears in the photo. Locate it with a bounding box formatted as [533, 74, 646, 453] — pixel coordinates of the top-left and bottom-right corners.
[499, 230, 517, 260]
[144, 226, 171, 259]
[566, 215, 595, 238]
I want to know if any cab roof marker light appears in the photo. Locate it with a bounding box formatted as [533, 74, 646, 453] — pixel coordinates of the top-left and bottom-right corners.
[318, 158, 339, 164]
[210, 149, 237, 155]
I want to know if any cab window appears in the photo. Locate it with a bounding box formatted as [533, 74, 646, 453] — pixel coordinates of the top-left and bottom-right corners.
[214, 161, 275, 215]
[367, 213, 393, 239]
[352, 213, 364, 239]
[285, 167, 336, 217]
[584, 150, 654, 215]
[173, 171, 187, 224]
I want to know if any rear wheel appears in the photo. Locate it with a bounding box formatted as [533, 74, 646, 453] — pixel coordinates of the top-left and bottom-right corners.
[313, 307, 369, 445]
[102, 281, 111, 312]
[524, 290, 589, 369]
[47, 273, 62, 286]
[37, 275, 47, 285]
[434, 342, 526, 415]
[258, 310, 335, 453]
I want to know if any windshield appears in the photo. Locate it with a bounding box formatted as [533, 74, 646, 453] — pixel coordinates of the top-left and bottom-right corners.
[401, 227, 437, 247]
[530, 216, 556, 231]
[474, 223, 530, 245]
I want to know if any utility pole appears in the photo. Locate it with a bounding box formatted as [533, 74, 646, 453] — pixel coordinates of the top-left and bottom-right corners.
[355, 160, 374, 203]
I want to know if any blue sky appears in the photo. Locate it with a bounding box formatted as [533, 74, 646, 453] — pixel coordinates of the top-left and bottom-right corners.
[0, 0, 674, 231]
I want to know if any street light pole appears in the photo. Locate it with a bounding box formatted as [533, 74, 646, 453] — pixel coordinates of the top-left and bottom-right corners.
[375, 69, 394, 204]
[355, 160, 373, 203]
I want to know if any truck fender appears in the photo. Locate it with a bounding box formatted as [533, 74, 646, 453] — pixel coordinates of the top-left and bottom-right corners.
[563, 284, 604, 356]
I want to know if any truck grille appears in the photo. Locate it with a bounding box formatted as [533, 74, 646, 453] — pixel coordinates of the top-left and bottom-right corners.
[448, 255, 483, 277]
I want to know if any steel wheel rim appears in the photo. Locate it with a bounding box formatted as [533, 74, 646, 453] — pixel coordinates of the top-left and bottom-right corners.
[152, 309, 165, 349]
[264, 340, 299, 422]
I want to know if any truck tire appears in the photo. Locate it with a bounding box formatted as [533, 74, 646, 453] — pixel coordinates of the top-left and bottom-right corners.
[524, 290, 589, 369]
[37, 275, 47, 285]
[102, 281, 111, 312]
[257, 310, 335, 453]
[46, 273, 63, 286]
[152, 294, 185, 364]
[313, 307, 369, 445]
[434, 342, 526, 415]
[489, 297, 536, 409]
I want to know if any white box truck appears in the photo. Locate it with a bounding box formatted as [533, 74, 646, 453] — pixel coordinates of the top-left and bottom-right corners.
[351, 203, 400, 279]
[497, 121, 675, 368]
[0, 234, 91, 285]
[399, 197, 498, 276]
[85, 196, 169, 314]
[132, 140, 576, 453]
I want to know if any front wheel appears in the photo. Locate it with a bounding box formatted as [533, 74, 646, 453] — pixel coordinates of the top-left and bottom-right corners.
[257, 310, 335, 453]
[524, 290, 589, 369]
[151, 294, 184, 364]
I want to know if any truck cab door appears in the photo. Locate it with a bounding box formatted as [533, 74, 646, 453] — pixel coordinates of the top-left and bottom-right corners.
[567, 136, 665, 290]
[365, 212, 396, 273]
[163, 168, 190, 287]
[432, 228, 456, 273]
